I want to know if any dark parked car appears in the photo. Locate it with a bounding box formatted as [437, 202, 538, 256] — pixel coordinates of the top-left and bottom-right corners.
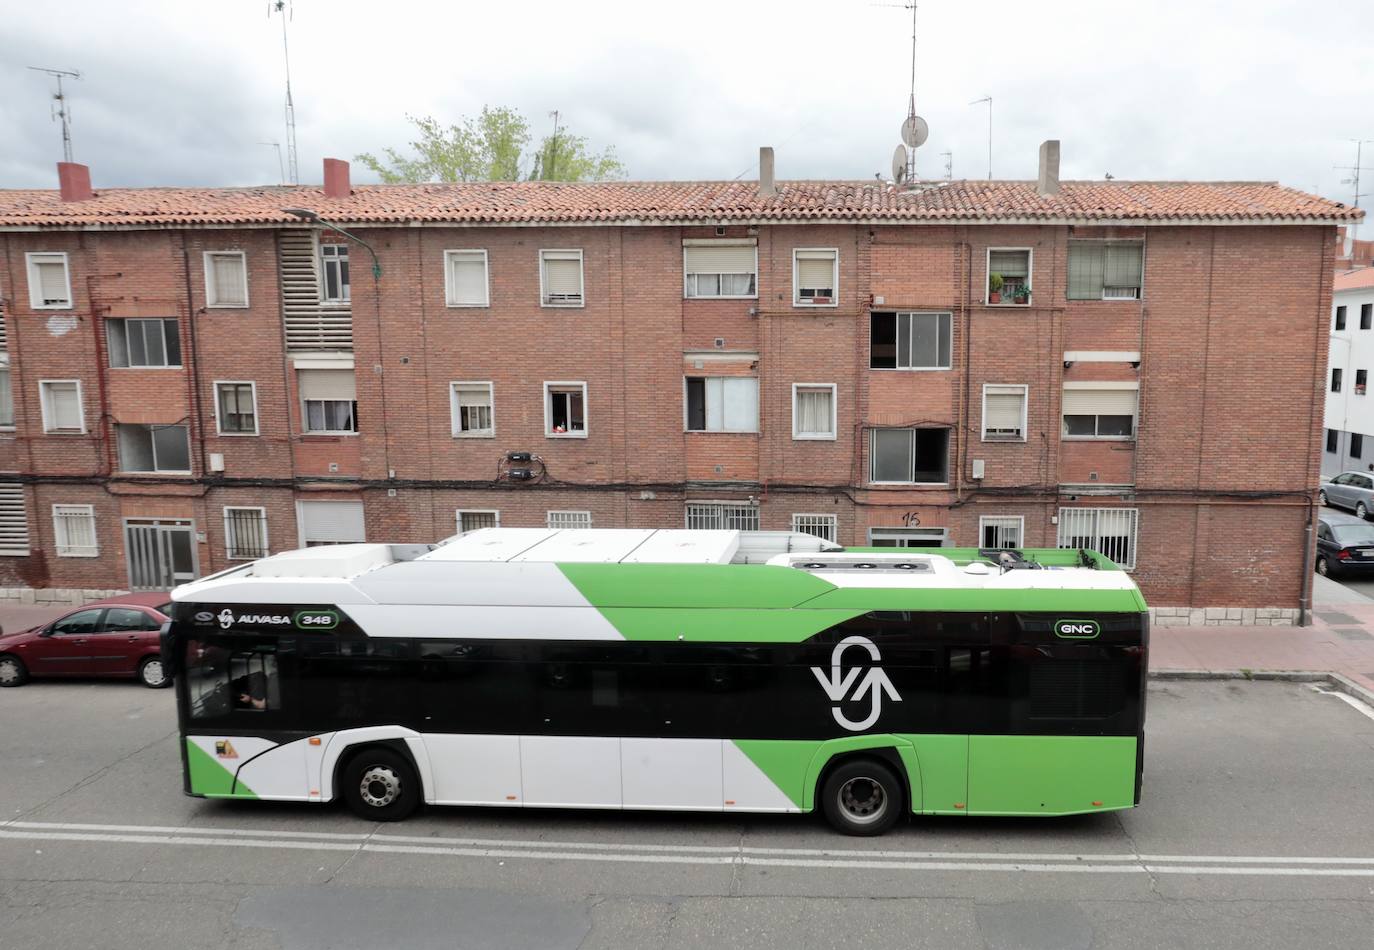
[0, 593, 172, 688]
[1315, 516, 1374, 578]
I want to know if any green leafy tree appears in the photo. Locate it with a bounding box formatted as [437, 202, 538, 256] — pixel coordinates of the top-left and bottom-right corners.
[357, 108, 626, 183]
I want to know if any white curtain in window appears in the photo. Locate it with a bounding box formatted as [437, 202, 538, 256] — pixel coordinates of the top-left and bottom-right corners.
[796, 388, 832, 435]
[705, 377, 758, 431]
[211, 255, 247, 305]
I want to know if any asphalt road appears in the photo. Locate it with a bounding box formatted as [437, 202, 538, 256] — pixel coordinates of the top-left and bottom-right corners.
[2, 679, 1373, 950]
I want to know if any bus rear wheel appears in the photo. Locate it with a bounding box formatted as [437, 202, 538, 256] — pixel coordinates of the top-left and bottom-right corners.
[820, 758, 903, 836]
[340, 747, 421, 821]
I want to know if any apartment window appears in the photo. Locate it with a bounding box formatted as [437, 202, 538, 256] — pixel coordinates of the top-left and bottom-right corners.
[792, 513, 837, 543]
[870, 428, 950, 484]
[684, 242, 757, 298]
[540, 250, 584, 307]
[0, 367, 13, 429]
[297, 499, 365, 547]
[320, 244, 350, 304]
[1333, 367, 1344, 392]
[299, 369, 357, 434]
[456, 510, 499, 533]
[792, 384, 837, 440]
[686, 377, 759, 433]
[980, 515, 1024, 549]
[1364, 304, 1373, 331]
[793, 249, 838, 306]
[870, 527, 946, 547]
[1057, 507, 1139, 570]
[1062, 386, 1137, 440]
[870, 311, 952, 369]
[26, 253, 72, 309]
[685, 503, 759, 531]
[982, 384, 1028, 441]
[1067, 242, 1143, 300]
[116, 423, 191, 473]
[451, 382, 494, 437]
[445, 250, 489, 307]
[1359, 370, 1368, 395]
[987, 248, 1031, 304]
[204, 251, 249, 308]
[547, 510, 592, 529]
[53, 504, 98, 557]
[224, 507, 269, 559]
[0, 481, 30, 556]
[215, 382, 258, 435]
[39, 380, 84, 434]
[545, 382, 587, 437]
[1327, 428, 1339, 453]
[108, 318, 181, 368]
[1336, 306, 1348, 331]
[1354, 434, 1365, 460]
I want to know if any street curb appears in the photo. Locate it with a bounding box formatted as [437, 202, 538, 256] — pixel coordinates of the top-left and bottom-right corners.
[1150, 668, 1374, 706]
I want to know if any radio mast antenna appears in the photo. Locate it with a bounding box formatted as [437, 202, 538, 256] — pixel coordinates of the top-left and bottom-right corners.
[269, 1, 299, 184]
[27, 66, 81, 163]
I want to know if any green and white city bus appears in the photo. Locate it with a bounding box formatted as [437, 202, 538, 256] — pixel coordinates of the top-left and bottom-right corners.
[165, 528, 1148, 836]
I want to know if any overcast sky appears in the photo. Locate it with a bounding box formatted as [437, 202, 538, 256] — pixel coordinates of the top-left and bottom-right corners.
[2, 0, 1371, 204]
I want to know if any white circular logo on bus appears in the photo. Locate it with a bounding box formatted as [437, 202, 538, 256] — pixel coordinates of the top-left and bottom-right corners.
[810, 635, 902, 732]
[217, 609, 234, 630]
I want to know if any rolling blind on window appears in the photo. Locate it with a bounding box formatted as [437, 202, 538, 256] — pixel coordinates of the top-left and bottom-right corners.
[1062, 388, 1137, 415]
[447, 252, 487, 305]
[796, 251, 835, 290]
[1067, 244, 1105, 298]
[36, 261, 69, 303]
[988, 250, 1028, 278]
[685, 245, 755, 274]
[984, 387, 1024, 430]
[543, 254, 583, 298]
[298, 500, 365, 543]
[298, 369, 356, 401]
[1104, 244, 1143, 287]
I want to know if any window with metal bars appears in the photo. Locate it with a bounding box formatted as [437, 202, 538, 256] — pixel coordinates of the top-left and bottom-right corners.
[684, 503, 759, 531]
[456, 510, 499, 533]
[52, 504, 97, 557]
[547, 510, 592, 529]
[979, 516, 1023, 549]
[224, 507, 268, 560]
[791, 513, 837, 543]
[1056, 507, 1138, 570]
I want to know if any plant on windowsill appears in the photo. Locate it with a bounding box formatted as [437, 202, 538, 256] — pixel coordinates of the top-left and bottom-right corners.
[1358, 384, 1367, 395]
[988, 272, 1004, 304]
[1014, 284, 1031, 305]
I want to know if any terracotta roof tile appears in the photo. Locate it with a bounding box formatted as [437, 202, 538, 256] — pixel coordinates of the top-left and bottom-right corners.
[1335, 267, 1374, 292]
[0, 179, 1359, 229]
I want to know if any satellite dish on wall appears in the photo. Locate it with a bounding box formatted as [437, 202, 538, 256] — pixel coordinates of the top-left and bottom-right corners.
[901, 115, 929, 148]
[892, 144, 908, 184]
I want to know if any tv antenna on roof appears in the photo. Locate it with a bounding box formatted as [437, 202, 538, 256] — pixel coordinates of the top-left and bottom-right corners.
[27, 66, 81, 163]
[258, 141, 286, 185]
[1336, 139, 1374, 239]
[268, 1, 299, 184]
[874, 1, 927, 183]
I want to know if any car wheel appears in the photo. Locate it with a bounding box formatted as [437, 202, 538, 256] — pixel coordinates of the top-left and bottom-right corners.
[1317, 556, 1333, 577]
[1318, 490, 1328, 507]
[0, 654, 28, 687]
[340, 747, 421, 821]
[138, 656, 171, 689]
[1358, 503, 1369, 520]
[820, 758, 904, 837]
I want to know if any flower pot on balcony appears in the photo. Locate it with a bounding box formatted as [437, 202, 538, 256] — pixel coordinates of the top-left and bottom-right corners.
[989, 292, 1001, 304]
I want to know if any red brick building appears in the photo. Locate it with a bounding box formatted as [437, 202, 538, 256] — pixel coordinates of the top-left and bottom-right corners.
[0, 148, 1357, 622]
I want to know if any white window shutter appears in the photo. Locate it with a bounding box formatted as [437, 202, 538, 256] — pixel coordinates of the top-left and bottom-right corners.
[685, 245, 755, 275]
[448, 252, 488, 305]
[1062, 388, 1137, 415]
[298, 369, 356, 401]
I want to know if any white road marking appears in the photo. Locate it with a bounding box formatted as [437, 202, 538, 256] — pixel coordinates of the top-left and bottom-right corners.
[3, 820, 1374, 877]
[1312, 685, 1374, 723]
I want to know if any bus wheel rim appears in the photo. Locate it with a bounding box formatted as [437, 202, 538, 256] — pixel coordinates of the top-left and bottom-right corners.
[142, 660, 164, 685]
[0, 660, 18, 684]
[360, 767, 401, 808]
[838, 777, 888, 824]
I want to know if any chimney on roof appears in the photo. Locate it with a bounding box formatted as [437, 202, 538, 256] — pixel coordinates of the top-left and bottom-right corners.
[1037, 140, 1061, 197]
[758, 147, 776, 200]
[57, 162, 93, 202]
[323, 158, 351, 199]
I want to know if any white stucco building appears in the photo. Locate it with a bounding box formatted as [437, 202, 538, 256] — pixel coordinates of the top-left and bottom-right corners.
[1324, 268, 1374, 476]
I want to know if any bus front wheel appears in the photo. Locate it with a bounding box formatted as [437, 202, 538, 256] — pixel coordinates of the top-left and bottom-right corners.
[340, 747, 421, 821]
[820, 758, 903, 836]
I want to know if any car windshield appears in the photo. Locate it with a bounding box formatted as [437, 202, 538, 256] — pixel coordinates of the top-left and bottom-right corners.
[1331, 524, 1374, 545]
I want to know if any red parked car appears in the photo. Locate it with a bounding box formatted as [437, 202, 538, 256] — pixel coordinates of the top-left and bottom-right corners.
[0, 593, 173, 689]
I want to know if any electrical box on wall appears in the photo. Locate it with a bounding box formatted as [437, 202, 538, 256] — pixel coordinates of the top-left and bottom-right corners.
[971, 459, 985, 479]
[208, 453, 225, 473]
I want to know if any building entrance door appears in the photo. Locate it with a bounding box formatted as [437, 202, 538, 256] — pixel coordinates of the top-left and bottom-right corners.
[125, 519, 198, 590]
